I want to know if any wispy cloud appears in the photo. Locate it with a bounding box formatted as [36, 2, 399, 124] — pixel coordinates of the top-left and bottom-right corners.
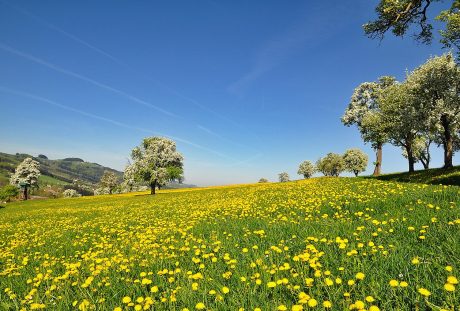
[0, 86, 236, 161]
[0, 43, 179, 118]
[1, 0, 258, 145]
[227, 9, 340, 95]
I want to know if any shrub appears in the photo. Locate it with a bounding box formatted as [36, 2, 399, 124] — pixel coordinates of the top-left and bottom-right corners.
[0, 185, 19, 202]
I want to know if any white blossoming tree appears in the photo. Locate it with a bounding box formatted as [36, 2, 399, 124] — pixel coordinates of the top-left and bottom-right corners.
[10, 157, 41, 200]
[297, 160, 316, 179]
[405, 53, 460, 169]
[126, 137, 184, 194]
[342, 76, 395, 175]
[343, 149, 368, 176]
[98, 171, 119, 194]
[316, 153, 345, 177]
[278, 172, 290, 182]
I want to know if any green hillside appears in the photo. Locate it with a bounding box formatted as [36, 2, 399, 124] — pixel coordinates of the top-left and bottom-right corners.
[368, 165, 460, 186]
[0, 152, 123, 187]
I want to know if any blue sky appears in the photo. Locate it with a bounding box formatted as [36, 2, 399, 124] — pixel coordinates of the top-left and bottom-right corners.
[0, 0, 453, 186]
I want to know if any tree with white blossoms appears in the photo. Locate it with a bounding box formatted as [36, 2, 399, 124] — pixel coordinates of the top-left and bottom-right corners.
[297, 160, 316, 179]
[98, 171, 119, 194]
[342, 76, 396, 175]
[126, 137, 184, 194]
[405, 53, 460, 169]
[316, 153, 345, 177]
[10, 157, 40, 200]
[63, 189, 81, 198]
[278, 172, 290, 182]
[343, 149, 368, 177]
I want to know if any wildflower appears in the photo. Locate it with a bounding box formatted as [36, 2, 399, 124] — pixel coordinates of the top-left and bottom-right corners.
[444, 283, 455, 291]
[355, 272, 365, 280]
[447, 276, 458, 284]
[195, 302, 206, 310]
[307, 299, 318, 307]
[418, 288, 431, 297]
[322, 301, 332, 308]
[267, 281, 277, 288]
[389, 280, 399, 287]
[122, 297, 131, 304]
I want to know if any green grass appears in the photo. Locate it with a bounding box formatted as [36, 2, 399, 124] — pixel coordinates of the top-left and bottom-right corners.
[367, 165, 460, 186]
[0, 178, 459, 310]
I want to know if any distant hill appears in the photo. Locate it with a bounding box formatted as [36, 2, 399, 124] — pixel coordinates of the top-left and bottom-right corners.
[0, 152, 123, 187]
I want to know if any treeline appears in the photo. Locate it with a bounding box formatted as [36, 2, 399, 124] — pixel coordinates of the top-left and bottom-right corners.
[342, 53, 460, 175]
[262, 148, 368, 183]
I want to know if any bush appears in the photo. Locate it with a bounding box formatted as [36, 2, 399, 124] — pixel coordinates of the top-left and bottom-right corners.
[258, 178, 269, 183]
[0, 185, 19, 202]
[62, 189, 81, 198]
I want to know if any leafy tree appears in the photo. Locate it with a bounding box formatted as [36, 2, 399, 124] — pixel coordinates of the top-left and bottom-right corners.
[342, 76, 396, 175]
[316, 153, 345, 177]
[402, 135, 433, 169]
[377, 81, 424, 172]
[278, 172, 290, 182]
[258, 178, 269, 183]
[0, 185, 19, 202]
[406, 53, 460, 168]
[99, 171, 119, 194]
[297, 160, 316, 179]
[10, 157, 40, 200]
[126, 137, 184, 194]
[343, 149, 369, 176]
[364, 0, 460, 54]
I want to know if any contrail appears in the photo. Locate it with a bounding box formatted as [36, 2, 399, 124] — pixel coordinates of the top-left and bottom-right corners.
[0, 43, 179, 118]
[0, 0, 261, 142]
[0, 86, 236, 161]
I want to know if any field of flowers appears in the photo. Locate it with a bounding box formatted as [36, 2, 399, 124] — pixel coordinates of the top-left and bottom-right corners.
[1, 178, 459, 310]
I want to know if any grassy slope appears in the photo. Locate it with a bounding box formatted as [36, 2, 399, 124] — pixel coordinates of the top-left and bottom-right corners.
[1, 178, 459, 310]
[368, 165, 460, 186]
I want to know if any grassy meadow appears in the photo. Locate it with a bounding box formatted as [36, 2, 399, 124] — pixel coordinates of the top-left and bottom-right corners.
[1, 178, 459, 310]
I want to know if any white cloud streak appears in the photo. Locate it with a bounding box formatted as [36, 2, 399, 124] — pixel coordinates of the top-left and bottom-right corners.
[0, 86, 236, 161]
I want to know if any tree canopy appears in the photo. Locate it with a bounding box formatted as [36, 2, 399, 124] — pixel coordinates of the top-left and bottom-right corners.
[343, 149, 369, 176]
[297, 160, 316, 179]
[364, 0, 460, 55]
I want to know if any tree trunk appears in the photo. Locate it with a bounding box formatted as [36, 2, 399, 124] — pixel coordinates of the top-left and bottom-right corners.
[441, 115, 454, 169]
[150, 180, 156, 195]
[354, 171, 358, 177]
[373, 143, 382, 176]
[406, 142, 415, 173]
[23, 186, 28, 200]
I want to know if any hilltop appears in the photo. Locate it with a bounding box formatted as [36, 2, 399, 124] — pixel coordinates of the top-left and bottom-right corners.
[0, 152, 123, 187]
[368, 165, 460, 187]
